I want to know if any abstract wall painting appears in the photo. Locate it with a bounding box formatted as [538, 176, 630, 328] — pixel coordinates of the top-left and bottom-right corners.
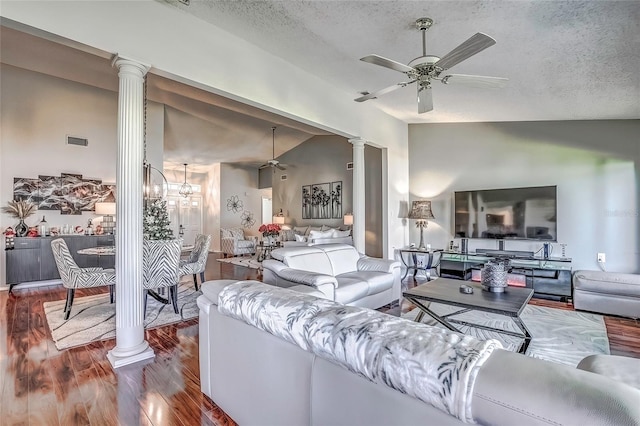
[13, 173, 115, 215]
[302, 181, 342, 220]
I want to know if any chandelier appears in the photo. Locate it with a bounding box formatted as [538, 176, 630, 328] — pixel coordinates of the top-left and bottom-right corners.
[179, 163, 193, 198]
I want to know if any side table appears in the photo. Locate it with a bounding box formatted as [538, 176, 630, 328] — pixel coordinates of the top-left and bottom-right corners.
[257, 241, 280, 262]
[398, 248, 443, 282]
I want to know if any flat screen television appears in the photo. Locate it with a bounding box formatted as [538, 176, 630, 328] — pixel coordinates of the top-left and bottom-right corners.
[454, 186, 557, 241]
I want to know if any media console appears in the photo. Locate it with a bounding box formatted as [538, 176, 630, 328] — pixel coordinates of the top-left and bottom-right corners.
[440, 251, 572, 301]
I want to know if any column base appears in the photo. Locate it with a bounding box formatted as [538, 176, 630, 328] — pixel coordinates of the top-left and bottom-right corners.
[108, 343, 155, 369]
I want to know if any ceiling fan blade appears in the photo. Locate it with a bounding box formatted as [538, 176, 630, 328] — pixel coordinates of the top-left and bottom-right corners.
[417, 85, 433, 114]
[275, 164, 286, 171]
[360, 54, 414, 74]
[354, 81, 416, 102]
[441, 74, 508, 89]
[434, 33, 496, 71]
[259, 163, 270, 170]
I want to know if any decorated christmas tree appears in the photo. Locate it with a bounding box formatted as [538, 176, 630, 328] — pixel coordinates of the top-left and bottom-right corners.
[143, 199, 174, 240]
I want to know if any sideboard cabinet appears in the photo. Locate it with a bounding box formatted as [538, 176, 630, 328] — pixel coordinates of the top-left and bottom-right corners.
[6, 235, 115, 291]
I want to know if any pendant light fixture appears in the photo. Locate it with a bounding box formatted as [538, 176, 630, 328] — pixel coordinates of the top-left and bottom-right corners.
[179, 163, 193, 198]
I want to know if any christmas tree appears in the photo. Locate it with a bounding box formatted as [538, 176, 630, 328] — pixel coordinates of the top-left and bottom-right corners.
[143, 199, 174, 240]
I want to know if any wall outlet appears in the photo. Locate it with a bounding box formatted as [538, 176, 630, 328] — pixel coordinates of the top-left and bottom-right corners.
[597, 252, 606, 263]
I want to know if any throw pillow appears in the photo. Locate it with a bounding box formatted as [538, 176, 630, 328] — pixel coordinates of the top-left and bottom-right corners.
[333, 229, 351, 238]
[308, 226, 322, 236]
[309, 229, 335, 240]
[280, 229, 295, 241]
[321, 225, 337, 232]
[294, 234, 307, 243]
[293, 226, 309, 236]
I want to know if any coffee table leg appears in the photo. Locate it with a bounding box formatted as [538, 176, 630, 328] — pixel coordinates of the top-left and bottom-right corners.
[410, 299, 458, 332]
[512, 316, 532, 354]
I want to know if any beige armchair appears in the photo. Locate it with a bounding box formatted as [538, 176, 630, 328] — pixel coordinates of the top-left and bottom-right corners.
[220, 227, 257, 257]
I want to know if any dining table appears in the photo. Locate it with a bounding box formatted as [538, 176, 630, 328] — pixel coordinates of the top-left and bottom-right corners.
[77, 244, 195, 304]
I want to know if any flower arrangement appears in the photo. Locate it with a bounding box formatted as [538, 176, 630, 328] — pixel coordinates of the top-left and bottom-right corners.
[258, 223, 281, 238]
[143, 199, 174, 240]
[2, 200, 36, 220]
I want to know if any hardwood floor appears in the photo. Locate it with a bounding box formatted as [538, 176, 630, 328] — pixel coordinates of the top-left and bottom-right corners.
[1, 257, 639, 425]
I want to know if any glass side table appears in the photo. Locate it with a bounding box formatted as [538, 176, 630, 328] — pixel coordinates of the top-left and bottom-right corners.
[257, 241, 281, 262]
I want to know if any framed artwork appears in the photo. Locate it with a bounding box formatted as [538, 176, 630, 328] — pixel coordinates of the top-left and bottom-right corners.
[13, 173, 116, 215]
[331, 181, 342, 219]
[311, 183, 331, 219]
[302, 185, 311, 219]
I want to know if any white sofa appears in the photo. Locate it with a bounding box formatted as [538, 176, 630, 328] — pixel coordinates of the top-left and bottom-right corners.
[573, 270, 640, 318]
[198, 280, 640, 426]
[262, 244, 401, 309]
[279, 225, 353, 247]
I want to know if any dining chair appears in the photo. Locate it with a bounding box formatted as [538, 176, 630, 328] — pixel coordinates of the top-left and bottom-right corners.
[51, 238, 116, 320]
[179, 234, 212, 291]
[143, 238, 183, 316]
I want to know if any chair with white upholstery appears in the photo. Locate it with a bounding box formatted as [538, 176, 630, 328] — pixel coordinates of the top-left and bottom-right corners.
[143, 238, 183, 316]
[51, 238, 116, 320]
[220, 227, 257, 257]
[179, 233, 211, 291]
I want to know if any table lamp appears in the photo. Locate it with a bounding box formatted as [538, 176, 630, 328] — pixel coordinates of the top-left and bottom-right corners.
[343, 213, 353, 226]
[95, 202, 116, 235]
[408, 200, 435, 250]
[273, 209, 285, 225]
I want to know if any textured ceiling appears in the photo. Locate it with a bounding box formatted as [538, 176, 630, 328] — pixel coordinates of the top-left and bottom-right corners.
[165, 0, 640, 123]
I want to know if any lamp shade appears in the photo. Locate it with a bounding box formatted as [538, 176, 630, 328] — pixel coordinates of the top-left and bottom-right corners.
[408, 200, 435, 220]
[273, 215, 285, 225]
[343, 213, 353, 226]
[95, 202, 116, 215]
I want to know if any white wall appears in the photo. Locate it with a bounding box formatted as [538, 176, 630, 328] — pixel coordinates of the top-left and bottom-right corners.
[0, 64, 164, 286]
[1, 0, 409, 259]
[409, 120, 640, 272]
[220, 163, 271, 245]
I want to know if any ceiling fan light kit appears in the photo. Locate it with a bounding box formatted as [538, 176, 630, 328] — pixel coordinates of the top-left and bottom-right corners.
[355, 17, 508, 113]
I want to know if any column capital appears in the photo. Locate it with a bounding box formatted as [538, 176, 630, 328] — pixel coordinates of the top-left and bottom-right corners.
[348, 137, 366, 147]
[111, 55, 151, 77]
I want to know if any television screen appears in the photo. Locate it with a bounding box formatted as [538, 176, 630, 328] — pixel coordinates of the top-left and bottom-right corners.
[454, 186, 557, 241]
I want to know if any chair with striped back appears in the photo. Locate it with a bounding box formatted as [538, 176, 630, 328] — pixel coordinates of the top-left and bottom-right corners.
[143, 238, 183, 316]
[51, 238, 116, 320]
[179, 234, 211, 291]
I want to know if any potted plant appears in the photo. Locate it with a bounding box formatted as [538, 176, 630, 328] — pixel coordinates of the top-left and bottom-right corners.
[2, 200, 36, 237]
[258, 223, 282, 245]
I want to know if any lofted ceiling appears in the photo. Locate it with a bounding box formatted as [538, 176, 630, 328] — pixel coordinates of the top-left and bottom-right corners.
[0, 24, 332, 172]
[164, 0, 640, 123]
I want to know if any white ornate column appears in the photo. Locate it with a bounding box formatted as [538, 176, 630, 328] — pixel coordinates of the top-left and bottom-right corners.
[107, 56, 154, 368]
[349, 138, 366, 253]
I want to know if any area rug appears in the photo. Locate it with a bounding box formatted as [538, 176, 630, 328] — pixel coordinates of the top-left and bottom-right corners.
[402, 304, 609, 367]
[43, 282, 201, 350]
[217, 256, 262, 270]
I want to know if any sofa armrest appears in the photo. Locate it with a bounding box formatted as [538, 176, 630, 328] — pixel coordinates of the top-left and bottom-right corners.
[263, 260, 338, 288]
[357, 257, 400, 274]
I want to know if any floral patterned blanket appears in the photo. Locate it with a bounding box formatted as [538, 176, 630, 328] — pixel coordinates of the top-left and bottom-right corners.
[218, 281, 502, 423]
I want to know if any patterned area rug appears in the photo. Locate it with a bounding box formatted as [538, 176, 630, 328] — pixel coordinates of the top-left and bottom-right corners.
[43, 281, 201, 350]
[403, 304, 610, 367]
[217, 256, 262, 270]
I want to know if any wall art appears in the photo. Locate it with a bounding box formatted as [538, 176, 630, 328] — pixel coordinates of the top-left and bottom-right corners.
[241, 210, 256, 229]
[226, 195, 243, 213]
[331, 181, 342, 219]
[302, 185, 311, 219]
[13, 173, 115, 215]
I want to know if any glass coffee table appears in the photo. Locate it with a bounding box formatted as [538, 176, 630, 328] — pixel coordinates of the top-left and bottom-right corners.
[257, 241, 281, 262]
[403, 277, 534, 353]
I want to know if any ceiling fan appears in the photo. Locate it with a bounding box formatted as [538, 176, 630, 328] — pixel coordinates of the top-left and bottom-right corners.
[355, 17, 508, 113]
[259, 126, 287, 171]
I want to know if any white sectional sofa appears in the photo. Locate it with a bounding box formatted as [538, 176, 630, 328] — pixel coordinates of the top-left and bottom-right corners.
[262, 244, 401, 309]
[198, 280, 640, 426]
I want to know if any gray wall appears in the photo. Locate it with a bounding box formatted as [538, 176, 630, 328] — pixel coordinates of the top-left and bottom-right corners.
[409, 120, 640, 272]
[272, 135, 383, 256]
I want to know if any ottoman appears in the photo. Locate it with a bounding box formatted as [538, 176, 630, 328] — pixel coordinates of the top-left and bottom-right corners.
[573, 270, 640, 318]
[578, 354, 640, 390]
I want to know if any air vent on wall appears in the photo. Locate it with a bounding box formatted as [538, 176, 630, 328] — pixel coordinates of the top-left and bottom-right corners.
[280, 175, 288, 181]
[67, 136, 88, 147]
[346, 162, 354, 170]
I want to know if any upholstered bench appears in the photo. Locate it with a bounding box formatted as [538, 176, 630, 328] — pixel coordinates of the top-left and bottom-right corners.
[578, 354, 640, 390]
[573, 270, 640, 318]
